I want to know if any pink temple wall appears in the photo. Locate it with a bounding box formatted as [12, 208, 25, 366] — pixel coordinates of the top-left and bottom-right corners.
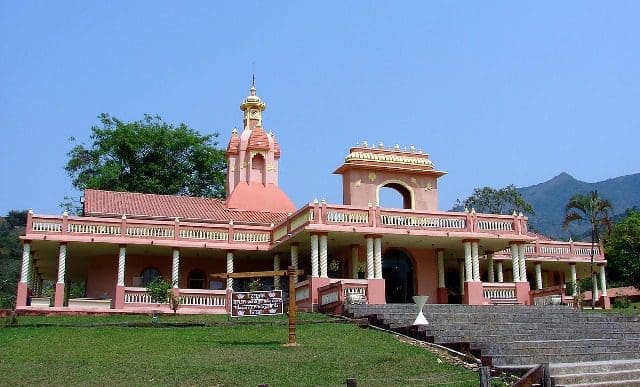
[86, 256, 117, 299]
[404, 247, 439, 303]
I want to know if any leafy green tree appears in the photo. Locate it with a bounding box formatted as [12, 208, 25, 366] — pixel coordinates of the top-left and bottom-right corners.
[562, 190, 613, 308]
[0, 210, 27, 309]
[605, 210, 640, 289]
[454, 184, 535, 215]
[65, 113, 226, 201]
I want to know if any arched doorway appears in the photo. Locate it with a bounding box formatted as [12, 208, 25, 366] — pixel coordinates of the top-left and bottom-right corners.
[378, 182, 412, 209]
[382, 249, 414, 303]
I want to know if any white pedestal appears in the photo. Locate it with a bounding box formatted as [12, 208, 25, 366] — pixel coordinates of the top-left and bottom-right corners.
[412, 295, 429, 326]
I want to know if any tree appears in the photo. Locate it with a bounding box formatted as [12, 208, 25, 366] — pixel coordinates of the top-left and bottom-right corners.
[605, 210, 640, 289]
[562, 190, 613, 309]
[454, 184, 535, 215]
[0, 210, 27, 309]
[65, 113, 226, 201]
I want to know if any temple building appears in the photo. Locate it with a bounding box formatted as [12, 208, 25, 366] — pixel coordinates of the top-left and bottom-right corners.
[15, 83, 610, 313]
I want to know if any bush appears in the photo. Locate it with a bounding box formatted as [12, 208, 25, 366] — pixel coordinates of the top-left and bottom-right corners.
[614, 296, 632, 309]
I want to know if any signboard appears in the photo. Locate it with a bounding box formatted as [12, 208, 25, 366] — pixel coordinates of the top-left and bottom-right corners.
[231, 290, 284, 317]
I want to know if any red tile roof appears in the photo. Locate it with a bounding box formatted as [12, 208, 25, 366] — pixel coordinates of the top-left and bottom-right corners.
[247, 126, 271, 151]
[83, 189, 288, 225]
[227, 132, 240, 154]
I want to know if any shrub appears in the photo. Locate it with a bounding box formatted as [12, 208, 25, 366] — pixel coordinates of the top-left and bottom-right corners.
[614, 296, 632, 309]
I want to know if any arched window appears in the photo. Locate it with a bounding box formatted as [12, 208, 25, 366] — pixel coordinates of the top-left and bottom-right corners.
[378, 182, 413, 209]
[188, 270, 206, 289]
[250, 154, 266, 185]
[140, 267, 161, 286]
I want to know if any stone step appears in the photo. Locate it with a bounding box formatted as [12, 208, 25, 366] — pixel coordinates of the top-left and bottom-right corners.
[433, 332, 640, 344]
[555, 381, 640, 387]
[491, 350, 640, 366]
[482, 343, 640, 357]
[552, 369, 640, 385]
[473, 338, 640, 351]
[550, 359, 640, 375]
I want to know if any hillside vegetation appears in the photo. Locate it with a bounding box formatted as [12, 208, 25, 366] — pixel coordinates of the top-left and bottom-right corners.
[518, 172, 640, 240]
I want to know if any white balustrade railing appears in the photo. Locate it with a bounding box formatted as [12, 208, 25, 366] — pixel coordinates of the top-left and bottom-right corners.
[320, 291, 340, 306]
[124, 288, 154, 304]
[539, 246, 570, 255]
[179, 291, 226, 307]
[179, 228, 227, 241]
[574, 247, 599, 256]
[380, 214, 466, 229]
[233, 232, 270, 243]
[126, 226, 174, 238]
[483, 285, 516, 300]
[343, 287, 366, 297]
[68, 223, 120, 235]
[32, 222, 62, 232]
[326, 211, 368, 224]
[477, 220, 513, 232]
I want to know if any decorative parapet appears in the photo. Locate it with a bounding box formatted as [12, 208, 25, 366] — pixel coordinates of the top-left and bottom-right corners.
[27, 213, 272, 250]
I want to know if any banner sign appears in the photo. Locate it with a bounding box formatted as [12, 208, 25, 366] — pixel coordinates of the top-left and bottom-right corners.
[231, 290, 284, 317]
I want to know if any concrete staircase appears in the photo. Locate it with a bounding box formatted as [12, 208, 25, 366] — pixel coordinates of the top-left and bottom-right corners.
[344, 304, 640, 384]
[550, 359, 640, 386]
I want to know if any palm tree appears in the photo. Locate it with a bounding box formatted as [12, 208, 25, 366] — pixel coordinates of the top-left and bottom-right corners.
[562, 191, 612, 309]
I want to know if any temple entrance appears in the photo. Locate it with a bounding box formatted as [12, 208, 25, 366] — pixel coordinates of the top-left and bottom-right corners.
[382, 249, 414, 303]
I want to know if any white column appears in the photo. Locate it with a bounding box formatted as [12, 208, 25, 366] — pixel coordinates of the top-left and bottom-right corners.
[535, 263, 542, 290]
[437, 250, 445, 288]
[599, 265, 608, 296]
[20, 242, 31, 283]
[518, 244, 527, 282]
[542, 271, 549, 288]
[593, 276, 599, 300]
[310, 234, 319, 277]
[510, 243, 520, 282]
[273, 254, 280, 289]
[366, 237, 374, 279]
[471, 241, 480, 282]
[496, 262, 504, 283]
[57, 243, 67, 284]
[487, 253, 495, 283]
[374, 237, 382, 279]
[459, 260, 465, 295]
[351, 245, 359, 279]
[226, 251, 234, 290]
[463, 241, 472, 282]
[319, 234, 328, 278]
[171, 248, 180, 288]
[117, 245, 126, 286]
[570, 264, 577, 297]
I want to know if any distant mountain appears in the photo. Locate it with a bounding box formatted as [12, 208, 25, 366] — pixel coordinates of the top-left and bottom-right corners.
[518, 172, 640, 240]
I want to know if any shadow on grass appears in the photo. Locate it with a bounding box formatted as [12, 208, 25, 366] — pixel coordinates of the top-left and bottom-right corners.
[214, 340, 284, 347]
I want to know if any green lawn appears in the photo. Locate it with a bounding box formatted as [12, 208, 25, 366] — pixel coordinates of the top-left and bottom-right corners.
[0, 313, 478, 386]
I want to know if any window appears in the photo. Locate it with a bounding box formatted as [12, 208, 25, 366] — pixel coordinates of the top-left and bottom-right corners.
[188, 270, 206, 289]
[140, 267, 161, 286]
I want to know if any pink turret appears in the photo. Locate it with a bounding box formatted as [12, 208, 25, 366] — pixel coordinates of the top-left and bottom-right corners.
[225, 82, 294, 213]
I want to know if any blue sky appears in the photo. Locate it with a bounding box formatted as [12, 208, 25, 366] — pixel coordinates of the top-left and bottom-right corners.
[1, 1, 639, 215]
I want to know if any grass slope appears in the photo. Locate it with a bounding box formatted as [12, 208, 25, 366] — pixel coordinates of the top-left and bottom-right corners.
[0, 313, 478, 386]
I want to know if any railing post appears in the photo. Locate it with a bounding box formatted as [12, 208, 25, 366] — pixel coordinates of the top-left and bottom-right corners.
[62, 211, 69, 234]
[174, 217, 180, 240]
[227, 220, 234, 244]
[120, 214, 127, 236]
[479, 366, 490, 387]
[543, 363, 551, 387]
[26, 209, 33, 232]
